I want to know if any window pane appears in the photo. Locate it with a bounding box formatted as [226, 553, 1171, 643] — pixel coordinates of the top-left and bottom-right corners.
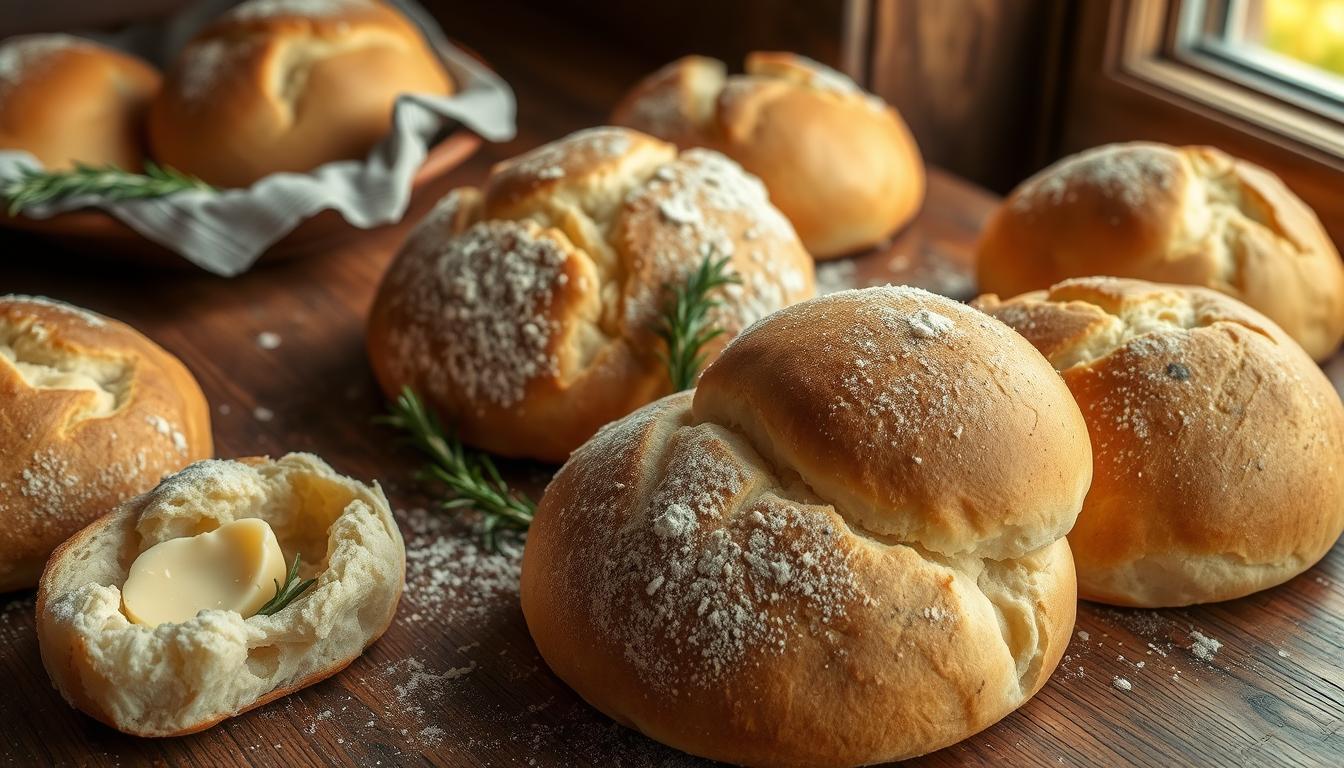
[1185, 0, 1344, 103]
[1258, 0, 1344, 76]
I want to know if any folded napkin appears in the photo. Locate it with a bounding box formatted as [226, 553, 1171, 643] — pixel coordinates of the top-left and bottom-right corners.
[0, 0, 516, 276]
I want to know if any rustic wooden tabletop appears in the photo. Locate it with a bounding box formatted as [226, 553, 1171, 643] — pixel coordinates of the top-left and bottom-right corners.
[3, 4, 1343, 766]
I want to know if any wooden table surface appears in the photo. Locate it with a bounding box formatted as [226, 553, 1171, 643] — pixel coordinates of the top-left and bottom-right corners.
[3, 5, 1344, 766]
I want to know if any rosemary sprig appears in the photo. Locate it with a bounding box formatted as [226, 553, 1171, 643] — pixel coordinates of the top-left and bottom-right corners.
[1, 161, 214, 215]
[378, 387, 535, 551]
[656, 252, 742, 391]
[256, 553, 317, 617]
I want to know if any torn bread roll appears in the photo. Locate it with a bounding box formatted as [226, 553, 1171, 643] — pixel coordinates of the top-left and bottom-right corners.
[976, 277, 1344, 606]
[367, 126, 815, 463]
[0, 295, 211, 592]
[976, 142, 1344, 361]
[521, 286, 1090, 766]
[0, 35, 160, 171]
[37, 453, 405, 737]
[612, 52, 925, 258]
[148, 0, 453, 187]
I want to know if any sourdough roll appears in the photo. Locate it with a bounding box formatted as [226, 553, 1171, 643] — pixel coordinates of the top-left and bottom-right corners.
[613, 52, 925, 258]
[0, 35, 160, 171]
[0, 296, 211, 592]
[522, 287, 1091, 766]
[367, 127, 815, 463]
[37, 453, 405, 737]
[976, 142, 1344, 360]
[149, 0, 452, 187]
[976, 277, 1344, 607]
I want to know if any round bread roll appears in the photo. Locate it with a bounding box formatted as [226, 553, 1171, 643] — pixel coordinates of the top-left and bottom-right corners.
[37, 453, 405, 737]
[367, 127, 815, 463]
[521, 286, 1091, 766]
[612, 52, 926, 259]
[0, 35, 160, 171]
[975, 277, 1344, 607]
[0, 295, 212, 592]
[976, 142, 1344, 361]
[148, 0, 453, 187]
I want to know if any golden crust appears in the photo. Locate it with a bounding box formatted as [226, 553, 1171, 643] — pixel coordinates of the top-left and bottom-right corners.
[976, 142, 1344, 361]
[0, 296, 212, 592]
[613, 52, 925, 259]
[976, 277, 1344, 606]
[695, 287, 1093, 559]
[0, 35, 160, 171]
[521, 287, 1089, 766]
[148, 0, 452, 187]
[367, 127, 815, 462]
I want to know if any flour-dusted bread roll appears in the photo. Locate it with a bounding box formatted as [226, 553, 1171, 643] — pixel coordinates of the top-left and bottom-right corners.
[0, 296, 211, 592]
[976, 142, 1344, 361]
[976, 277, 1344, 607]
[37, 453, 405, 737]
[148, 0, 452, 187]
[0, 35, 160, 171]
[367, 127, 815, 463]
[521, 287, 1091, 766]
[612, 52, 925, 259]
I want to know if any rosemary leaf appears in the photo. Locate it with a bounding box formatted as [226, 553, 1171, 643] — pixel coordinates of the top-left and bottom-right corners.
[378, 387, 535, 551]
[656, 252, 742, 392]
[255, 553, 317, 617]
[1, 161, 214, 216]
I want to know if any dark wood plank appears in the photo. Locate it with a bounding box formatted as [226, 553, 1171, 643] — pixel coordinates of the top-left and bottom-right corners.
[2, 4, 1343, 766]
[863, 0, 1071, 194]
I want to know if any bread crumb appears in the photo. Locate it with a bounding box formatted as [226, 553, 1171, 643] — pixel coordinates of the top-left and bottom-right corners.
[256, 332, 282, 350]
[1112, 677, 1132, 691]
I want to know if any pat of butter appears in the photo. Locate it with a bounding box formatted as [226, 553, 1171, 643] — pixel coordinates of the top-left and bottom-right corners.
[122, 518, 288, 628]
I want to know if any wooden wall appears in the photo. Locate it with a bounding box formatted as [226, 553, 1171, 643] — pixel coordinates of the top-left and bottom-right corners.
[860, 0, 1072, 193]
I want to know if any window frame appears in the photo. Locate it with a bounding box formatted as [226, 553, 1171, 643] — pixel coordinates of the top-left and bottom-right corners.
[1060, 0, 1344, 243]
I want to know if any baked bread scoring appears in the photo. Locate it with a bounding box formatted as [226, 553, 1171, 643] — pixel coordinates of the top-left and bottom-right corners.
[522, 286, 1090, 766]
[976, 142, 1344, 361]
[367, 127, 815, 462]
[0, 35, 160, 171]
[148, 0, 452, 187]
[613, 52, 925, 258]
[976, 277, 1344, 606]
[37, 453, 405, 736]
[0, 295, 211, 592]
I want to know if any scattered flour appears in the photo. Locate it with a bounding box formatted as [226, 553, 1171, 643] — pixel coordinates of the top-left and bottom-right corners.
[1189, 631, 1222, 662]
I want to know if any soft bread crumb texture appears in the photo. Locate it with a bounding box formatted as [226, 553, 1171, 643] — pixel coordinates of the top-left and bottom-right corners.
[612, 52, 925, 258]
[976, 142, 1344, 361]
[0, 295, 211, 593]
[36, 453, 405, 737]
[367, 127, 815, 462]
[522, 287, 1089, 767]
[976, 277, 1344, 606]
